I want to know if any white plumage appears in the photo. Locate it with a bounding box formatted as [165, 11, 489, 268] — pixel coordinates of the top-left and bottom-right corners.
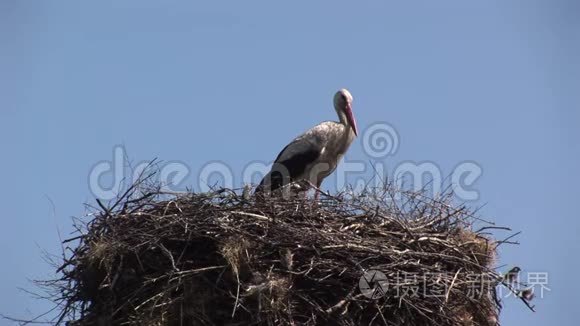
[255, 89, 358, 199]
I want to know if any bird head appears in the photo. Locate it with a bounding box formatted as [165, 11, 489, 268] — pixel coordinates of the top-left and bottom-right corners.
[510, 266, 521, 273]
[333, 88, 358, 136]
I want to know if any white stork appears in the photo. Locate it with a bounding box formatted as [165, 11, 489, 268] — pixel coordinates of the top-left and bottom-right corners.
[255, 88, 358, 199]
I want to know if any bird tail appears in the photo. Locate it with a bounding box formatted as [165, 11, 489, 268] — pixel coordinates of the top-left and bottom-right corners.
[254, 171, 285, 200]
[253, 173, 268, 195]
[253, 172, 270, 202]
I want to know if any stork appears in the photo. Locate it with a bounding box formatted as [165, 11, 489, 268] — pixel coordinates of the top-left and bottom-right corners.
[255, 88, 358, 200]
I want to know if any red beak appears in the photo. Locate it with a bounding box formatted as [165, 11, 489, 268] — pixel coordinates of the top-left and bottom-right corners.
[346, 103, 358, 136]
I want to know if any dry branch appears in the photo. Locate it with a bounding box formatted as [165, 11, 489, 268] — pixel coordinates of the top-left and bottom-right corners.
[39, 174, 529, 326]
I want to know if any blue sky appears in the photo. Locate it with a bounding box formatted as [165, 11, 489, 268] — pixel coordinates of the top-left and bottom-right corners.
[1, 1, 578, 324]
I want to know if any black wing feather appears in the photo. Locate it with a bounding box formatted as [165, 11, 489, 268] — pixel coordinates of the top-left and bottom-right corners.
[256, 142, 321, 193]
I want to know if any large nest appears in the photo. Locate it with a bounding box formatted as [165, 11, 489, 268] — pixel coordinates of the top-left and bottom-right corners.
[51, 176, 514, 326]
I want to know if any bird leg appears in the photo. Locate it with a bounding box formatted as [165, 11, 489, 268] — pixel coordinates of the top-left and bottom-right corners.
[314, 182, 322, 201]
[305, 180, 324, 202]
